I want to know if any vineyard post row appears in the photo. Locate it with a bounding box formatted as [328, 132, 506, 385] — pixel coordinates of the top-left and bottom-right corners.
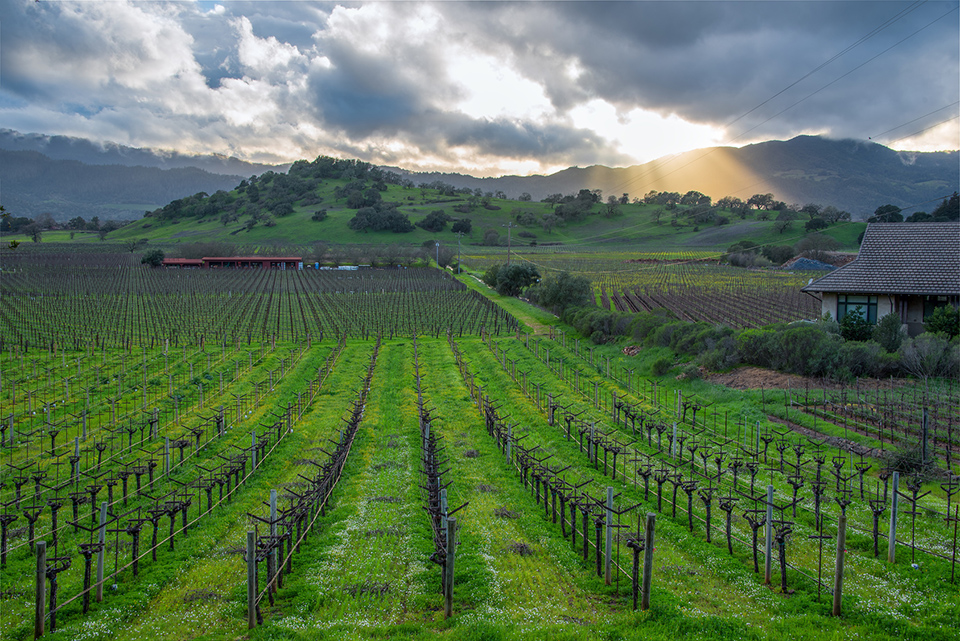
[497, 328, 959, 577]
[1, 338, 332, 559]
[448, 335, 658, 609]
[471, 325, 960, 607]
[246, 339, 379, 630]
[412, 336, 462, 619]
[24, 339, 347, 637]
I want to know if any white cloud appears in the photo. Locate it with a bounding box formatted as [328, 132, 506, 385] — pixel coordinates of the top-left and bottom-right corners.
[0, 0, 955, 176]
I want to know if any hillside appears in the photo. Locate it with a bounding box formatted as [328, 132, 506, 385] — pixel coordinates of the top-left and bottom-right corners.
[84, 156, 867, 257]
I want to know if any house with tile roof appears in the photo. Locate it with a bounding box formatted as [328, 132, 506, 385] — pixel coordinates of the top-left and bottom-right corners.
[802, 222, 960, 336]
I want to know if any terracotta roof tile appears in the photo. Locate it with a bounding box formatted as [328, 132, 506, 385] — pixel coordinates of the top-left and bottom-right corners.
[802, 222, 960, 295]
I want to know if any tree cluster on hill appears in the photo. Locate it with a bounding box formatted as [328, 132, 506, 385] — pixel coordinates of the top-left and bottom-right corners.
[416, 210, 451, 232]
[542, 188, 602, 223]
[347, 206, 414, 233]
[903, 192, 959, 223]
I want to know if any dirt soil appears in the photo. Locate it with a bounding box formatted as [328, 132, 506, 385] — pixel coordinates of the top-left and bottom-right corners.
[707, 367, 837, 390]
[707, 366, 904, 391]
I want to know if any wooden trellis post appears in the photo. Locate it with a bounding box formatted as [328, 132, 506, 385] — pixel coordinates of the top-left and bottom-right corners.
[833, 513, 847, 616]
[444, 516, 457, 619]
[641, 513, 655, 610]
[246, 530, 256, 629]
[765, 485, 774, 584]
[888, 472, 899, 563]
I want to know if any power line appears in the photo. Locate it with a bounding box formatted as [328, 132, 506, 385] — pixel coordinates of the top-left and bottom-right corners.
[608, 2, 957, 199]
[883, 114, 960, 146]
[869, 101, 960, 142]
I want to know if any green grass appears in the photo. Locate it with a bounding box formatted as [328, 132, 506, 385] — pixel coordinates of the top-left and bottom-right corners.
[7, 173, 865, 257]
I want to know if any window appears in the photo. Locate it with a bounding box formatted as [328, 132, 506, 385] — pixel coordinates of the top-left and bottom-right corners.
[924, 295, 960, 319]
[837, 294, 878, 324]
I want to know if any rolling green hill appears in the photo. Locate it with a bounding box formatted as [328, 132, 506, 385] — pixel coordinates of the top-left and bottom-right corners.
[84, 157, 864, 259]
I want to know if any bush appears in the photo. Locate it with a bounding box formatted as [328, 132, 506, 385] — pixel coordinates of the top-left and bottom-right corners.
[900, 334, 959, 379]
[416, 210, 451, 232]
[651, 357, 673, 376]
[882, 442, 934, 479]
[873, 313, 905, 352]
[451, 219, 472, 234]
[839, 307, 872, 341]
[839, 341, 884, 378]
[680, 363, 702, 380]
[779, 325, 841, 376]
[527, 271, 593, 315]
[311, 209, 328, 222]
[736, 329, 781, 368]
[698, 336, 740, 371]
[925, 305, 960, 339]
[481, 264, 500, 288]
[762, 245, 794, 265]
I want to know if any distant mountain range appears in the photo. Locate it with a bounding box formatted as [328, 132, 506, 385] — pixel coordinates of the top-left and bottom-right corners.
[1, 130, 956, 221]
[0, 149, 244, 221]
[393, 136, 958, 218]
[0, 129, 279, 176]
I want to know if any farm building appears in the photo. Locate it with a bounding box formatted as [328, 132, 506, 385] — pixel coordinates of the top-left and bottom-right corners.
[162, 256, 303, 269]
[802, 222, 960, 335]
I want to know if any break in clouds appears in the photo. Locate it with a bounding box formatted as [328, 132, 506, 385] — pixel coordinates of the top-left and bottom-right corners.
[0, 0, 956, 175]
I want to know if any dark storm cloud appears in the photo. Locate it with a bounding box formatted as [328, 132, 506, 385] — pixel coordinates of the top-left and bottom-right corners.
[0, 0, 955, 173]
[442, 1, 959, 142]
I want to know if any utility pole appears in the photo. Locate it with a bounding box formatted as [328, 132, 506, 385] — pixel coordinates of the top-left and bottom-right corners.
[502, 222, 514, 265]
[435, 241, 440, 267]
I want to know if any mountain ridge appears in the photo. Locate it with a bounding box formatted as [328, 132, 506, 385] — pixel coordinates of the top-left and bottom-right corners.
[1, 131, 956, 220]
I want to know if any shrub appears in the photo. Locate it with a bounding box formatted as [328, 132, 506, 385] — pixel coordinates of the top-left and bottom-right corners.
[495, 264, 540, 296]
[779, 325, 840, 376]
[736, 329, 781, 368]
[481, 264, 501, 288]
[416, 210, 451, 232]
[839, 307, 872, 341]
[762, 245, 795, 265]
[882, 442, 934, 479]
[900, 334, 959, 379]
[698, 337, 740, 371]
[680, 363, 702, 380]
[839, 341, 883, 378]
[527, 271, 592, 315]
[873, 313, 906, 352]
[651, 357, 673, 376]
[451, 219, 472, 234]
[925, 305, 960, 339]
[311, 209, 328, 222]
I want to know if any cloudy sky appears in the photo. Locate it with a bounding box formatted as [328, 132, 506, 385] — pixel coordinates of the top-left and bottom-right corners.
[1, 0, 957, 176]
